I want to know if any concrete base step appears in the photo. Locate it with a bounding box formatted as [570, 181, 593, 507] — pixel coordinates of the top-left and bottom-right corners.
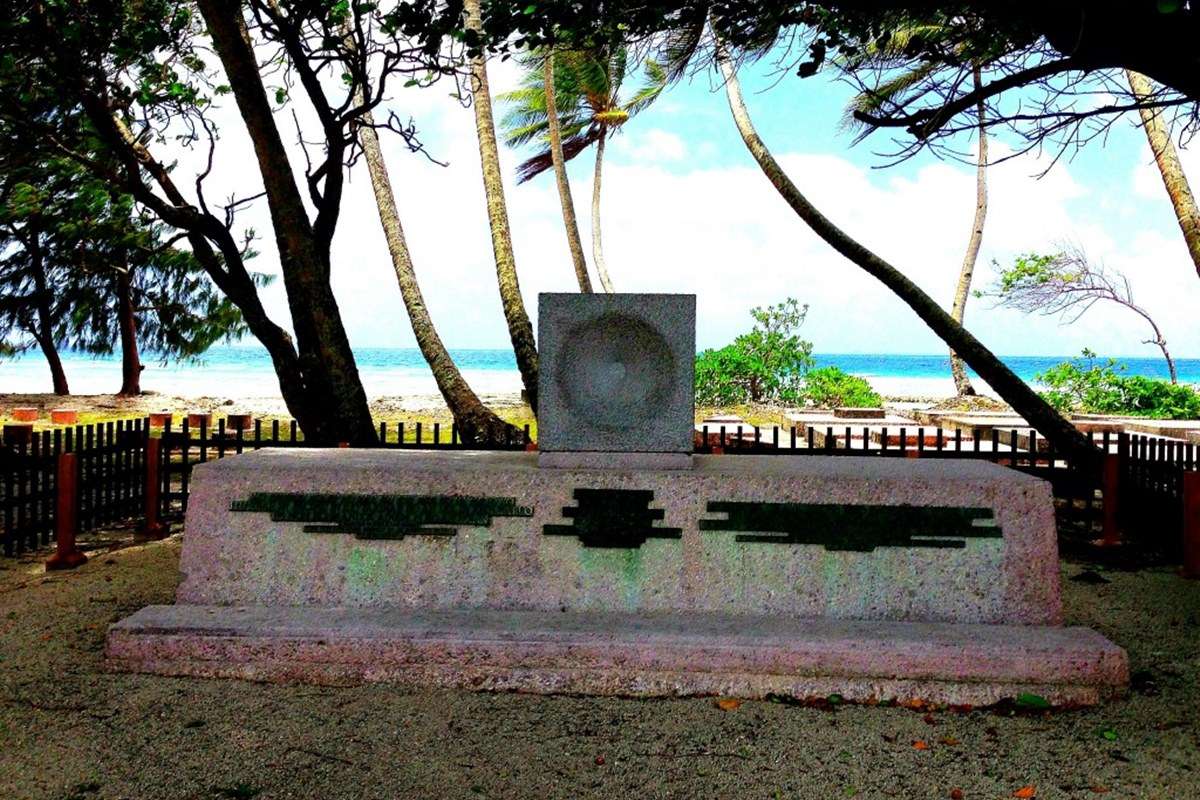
[107, 605, 1127, 707]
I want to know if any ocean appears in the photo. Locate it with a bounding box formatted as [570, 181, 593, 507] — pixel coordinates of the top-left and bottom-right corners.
[2, 346, 1197, 399]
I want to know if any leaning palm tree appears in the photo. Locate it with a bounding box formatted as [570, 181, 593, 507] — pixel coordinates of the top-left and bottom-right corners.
[1126, 69, 1200, 281]
[463, 0, 540, 412]
[499, 48, 668, 293]
[709, 29, 1098, 466]
[352, 105, 520, 444]
[841, 23, 993, 397]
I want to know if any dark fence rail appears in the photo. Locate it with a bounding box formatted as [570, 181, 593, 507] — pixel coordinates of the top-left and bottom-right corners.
[2, 417, 1196, 566]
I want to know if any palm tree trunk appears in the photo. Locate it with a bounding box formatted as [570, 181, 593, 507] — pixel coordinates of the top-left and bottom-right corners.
[591, 128, 615, 293]
[1127, 69, 1200, 280]
[715, 47, 1096, 468]
[949, 68, 987, 396]
[353, 103, 520, 444]
[115, 265, 143, 396]
[464, 0, 540, 413]
[544, 52, 593, 293]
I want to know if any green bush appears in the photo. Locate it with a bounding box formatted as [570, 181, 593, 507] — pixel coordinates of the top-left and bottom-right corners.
[1036, 350, 1200, 419]
[801, 366, 882, 408]
[694, 298, 814, 405]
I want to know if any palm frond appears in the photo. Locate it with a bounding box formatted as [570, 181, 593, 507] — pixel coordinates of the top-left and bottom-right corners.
[841, 61, 938, 135]
[515, 129, 602, 183]
[623, 60, 668, 119]
[658, 17, 707, 84]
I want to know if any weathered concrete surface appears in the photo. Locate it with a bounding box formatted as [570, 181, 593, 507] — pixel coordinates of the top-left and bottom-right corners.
[106, 605, 1127, 707]
[538, 451, 694, 470]
[537, 293, 695, 454]
[173, 449, 1060, 625]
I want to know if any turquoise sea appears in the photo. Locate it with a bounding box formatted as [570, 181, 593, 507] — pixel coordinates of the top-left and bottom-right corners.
[2, 346, 1197, 398]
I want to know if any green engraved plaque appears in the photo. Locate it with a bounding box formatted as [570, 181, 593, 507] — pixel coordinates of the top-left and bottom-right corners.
[231, 493, 532, 539]
[699, 501, 1001, 552]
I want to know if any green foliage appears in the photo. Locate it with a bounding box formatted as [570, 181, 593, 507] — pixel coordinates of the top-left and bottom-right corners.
[1036, 351, 1200, 419]
[800, 366, 882, 408]
[694, 298, 814, 405]
[0, 138, 254, 368]
[993, 251, 1078, 294]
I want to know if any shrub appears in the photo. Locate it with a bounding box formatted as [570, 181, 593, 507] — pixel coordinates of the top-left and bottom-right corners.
[694, 298, 814, 405]
[1036, 350, 1200, 419]
[801, 366, 882, 408]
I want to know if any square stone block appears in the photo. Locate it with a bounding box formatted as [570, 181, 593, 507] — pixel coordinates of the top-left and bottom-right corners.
[538, 293, 695, 454]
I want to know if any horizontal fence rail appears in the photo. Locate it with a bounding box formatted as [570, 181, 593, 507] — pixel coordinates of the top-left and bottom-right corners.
[2, 418, 1196, 564]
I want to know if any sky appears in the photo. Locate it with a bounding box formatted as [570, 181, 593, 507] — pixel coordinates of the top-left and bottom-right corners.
[169, 47, 1199, 359]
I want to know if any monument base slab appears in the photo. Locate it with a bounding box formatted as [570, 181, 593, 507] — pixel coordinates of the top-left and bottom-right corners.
[107, 605, 1127, 707]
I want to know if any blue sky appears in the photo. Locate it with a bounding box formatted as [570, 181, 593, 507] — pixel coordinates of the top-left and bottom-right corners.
[27, 46, 1199, 364]
[309, 52, 1190, 359]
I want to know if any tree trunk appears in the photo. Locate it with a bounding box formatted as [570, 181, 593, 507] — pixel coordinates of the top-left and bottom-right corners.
[115, 264, 142, 396]
[591, 128, 616, 293]
[28, 239, 68, 395]
[198, 0, 376, 445]
[949, 68, 987, 397]
[353, 105, 521, 444]
[1127, 69, 1200, 280]
[544, 52, 593, 293]
[464, 0, 540, 413]
[716, 47, 1097, 468]
[35, 334, 69, 397]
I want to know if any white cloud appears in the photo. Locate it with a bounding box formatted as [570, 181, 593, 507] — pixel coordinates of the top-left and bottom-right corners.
[142, 53, 1200, 365]
[612, 128, 688, 162]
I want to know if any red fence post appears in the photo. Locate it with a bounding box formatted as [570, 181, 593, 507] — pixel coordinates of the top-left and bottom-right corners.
[142, 439, 167, 540]
[46, 452, 86, 570]
[1099, 452, 1122, 548]
[1182, 471, 1200, 580]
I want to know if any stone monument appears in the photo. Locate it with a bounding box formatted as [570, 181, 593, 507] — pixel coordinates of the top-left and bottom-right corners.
[537, 293, 695, 468]
[107, 293, 1127, 706]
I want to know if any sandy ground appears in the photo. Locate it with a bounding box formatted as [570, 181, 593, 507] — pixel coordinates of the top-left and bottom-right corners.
[0, 532, 1197, 800]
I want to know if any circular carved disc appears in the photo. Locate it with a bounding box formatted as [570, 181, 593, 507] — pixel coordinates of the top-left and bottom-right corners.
[554, 312, 677, 431]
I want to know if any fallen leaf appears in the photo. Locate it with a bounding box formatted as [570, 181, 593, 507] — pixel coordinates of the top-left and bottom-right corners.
[939, 736, 961, 746]
[913, 740, 930, 750]
[1089, 787, 1110, 795]
[1014, 693, 1051, 711]
[1013, 787, 1036, 798]
[950, 789, 964, 800]
[714, 698, 742, 711]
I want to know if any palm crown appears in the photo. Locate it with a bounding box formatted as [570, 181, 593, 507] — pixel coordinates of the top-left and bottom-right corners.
[499, 47, 668, 183]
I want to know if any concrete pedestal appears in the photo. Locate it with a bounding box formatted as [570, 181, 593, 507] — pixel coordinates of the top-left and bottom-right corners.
[106, 449, 1127, 705]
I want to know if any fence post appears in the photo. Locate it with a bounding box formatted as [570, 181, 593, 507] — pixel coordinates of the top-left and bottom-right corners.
[46, 452, 86, 570]
[142, 438, 168, 540]
[1183, 471, 1200, 580]
[1099, 452, 1122, 548]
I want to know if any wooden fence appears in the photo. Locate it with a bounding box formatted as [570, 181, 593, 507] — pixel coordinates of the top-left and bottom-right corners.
[2, 418, 1197, 569]
[1, 419, 150, 557]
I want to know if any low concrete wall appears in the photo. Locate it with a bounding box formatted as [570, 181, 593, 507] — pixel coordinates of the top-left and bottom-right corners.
[176, 450, 1060, 625]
